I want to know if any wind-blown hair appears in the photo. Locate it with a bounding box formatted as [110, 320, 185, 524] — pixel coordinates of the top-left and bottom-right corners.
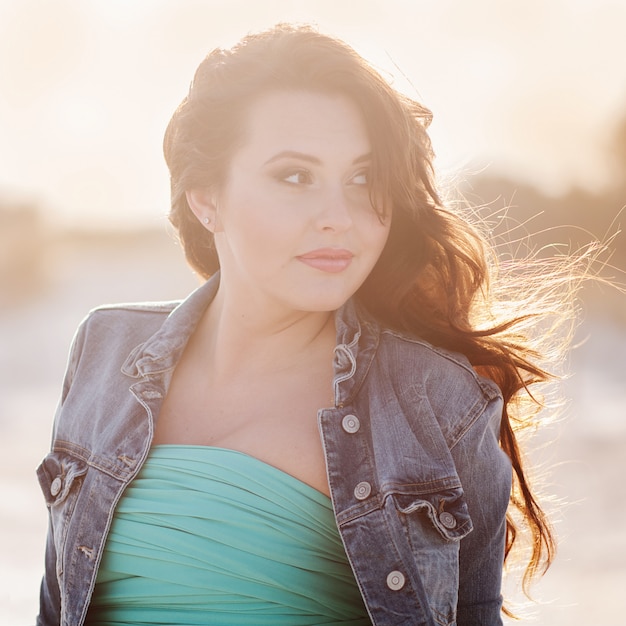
[164, 23, 571, 605]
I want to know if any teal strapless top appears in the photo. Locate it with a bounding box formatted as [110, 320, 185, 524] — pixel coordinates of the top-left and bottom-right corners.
[87, 445, 370, 625]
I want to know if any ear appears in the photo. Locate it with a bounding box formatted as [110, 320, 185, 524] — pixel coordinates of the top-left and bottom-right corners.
[186, 188, 218, 232]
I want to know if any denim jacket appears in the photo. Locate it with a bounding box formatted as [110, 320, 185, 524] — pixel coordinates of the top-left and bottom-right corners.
[37, 274, 510, 626]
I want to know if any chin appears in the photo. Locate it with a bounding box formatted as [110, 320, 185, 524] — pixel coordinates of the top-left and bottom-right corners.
[290, 286, 358, 313]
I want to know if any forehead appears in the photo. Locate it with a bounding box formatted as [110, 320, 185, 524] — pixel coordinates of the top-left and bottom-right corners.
[237, 90, 371, 157]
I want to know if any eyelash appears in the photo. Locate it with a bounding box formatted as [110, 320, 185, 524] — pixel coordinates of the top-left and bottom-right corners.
[276, 167, 370, 186]
[351, 169, 369, 186]
[281, 169, 313, 185]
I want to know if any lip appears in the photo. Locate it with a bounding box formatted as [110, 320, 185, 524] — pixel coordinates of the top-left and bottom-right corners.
[296, 248, 354, 273]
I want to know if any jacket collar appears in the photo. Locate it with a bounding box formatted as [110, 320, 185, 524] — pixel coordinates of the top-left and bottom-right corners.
[122, 272, 380, 408]
[332, 298, 380, 407]
[121, 274, 219, 378]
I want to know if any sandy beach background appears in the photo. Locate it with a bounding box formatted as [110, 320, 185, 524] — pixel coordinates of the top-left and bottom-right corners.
[1, 227, 624, 625]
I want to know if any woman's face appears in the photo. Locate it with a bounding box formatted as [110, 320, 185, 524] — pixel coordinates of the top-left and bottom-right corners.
[192, 89, 391, 316]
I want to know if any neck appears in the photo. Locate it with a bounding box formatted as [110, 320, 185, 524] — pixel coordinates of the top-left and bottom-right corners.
[192, 283, 337, 385]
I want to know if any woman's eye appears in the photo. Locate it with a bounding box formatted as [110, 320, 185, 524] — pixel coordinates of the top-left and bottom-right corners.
[351, 170, 369, 186]
[282, 169, 313, 185]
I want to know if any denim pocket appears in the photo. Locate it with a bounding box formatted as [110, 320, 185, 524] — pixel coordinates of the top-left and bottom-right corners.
[37, 451, 88, 576]
[392, 488, 473, 625]
[393, 488, 473, 541]
[37, 451, 88, 506]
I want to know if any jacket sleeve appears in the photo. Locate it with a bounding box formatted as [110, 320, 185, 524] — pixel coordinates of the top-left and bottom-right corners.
[36, 317, 88, 626]
[451, 392, 511, 626]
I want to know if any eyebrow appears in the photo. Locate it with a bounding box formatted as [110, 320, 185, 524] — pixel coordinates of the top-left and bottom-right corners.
[263, 150, 371, 166]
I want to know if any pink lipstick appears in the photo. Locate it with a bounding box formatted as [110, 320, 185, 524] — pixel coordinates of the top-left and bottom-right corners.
[297, 248, 353, 273]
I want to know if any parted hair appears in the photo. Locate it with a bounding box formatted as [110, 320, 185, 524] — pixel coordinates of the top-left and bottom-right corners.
[164, 23, 566, 606]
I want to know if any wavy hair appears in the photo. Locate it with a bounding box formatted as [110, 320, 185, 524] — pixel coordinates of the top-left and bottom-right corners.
[163, 22, 582, 605]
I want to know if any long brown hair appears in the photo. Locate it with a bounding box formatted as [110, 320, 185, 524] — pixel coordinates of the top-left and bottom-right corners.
[164, 22, 579, 601]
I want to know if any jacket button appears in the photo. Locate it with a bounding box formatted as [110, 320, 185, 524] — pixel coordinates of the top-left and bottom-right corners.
[341, 414, 360, 433]
[439, 511, 457, 529]
[386, 570, 406, 591]
[354, 481, 372, 500]
[50, 477, 63, 497]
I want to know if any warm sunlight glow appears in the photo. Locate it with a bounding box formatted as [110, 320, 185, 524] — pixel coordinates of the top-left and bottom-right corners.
[1, 0, 625, 226]
[1, 4, 625, 626]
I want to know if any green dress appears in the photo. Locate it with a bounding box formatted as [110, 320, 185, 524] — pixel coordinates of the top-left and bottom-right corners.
[87, 445, 370, 625]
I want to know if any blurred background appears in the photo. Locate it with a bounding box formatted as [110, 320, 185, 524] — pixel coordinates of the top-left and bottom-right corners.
[1, 0, 624, 623]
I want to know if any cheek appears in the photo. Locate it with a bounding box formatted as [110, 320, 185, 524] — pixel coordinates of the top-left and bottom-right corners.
[218, 193, 299, 258]
[365, 214, 392, 252]
[367, 220, 392, 268]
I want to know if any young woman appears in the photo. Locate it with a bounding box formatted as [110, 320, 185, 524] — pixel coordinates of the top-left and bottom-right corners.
[37, 24, 563, 626]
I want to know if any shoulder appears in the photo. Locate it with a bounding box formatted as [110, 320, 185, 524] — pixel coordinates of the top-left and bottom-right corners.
[380, 326, 498, 394]
[66, 299, 181, 370]
[86, 298, 181, 319]
[371, 325, 502, 446]
[344, 301, 500, 405]
[79, 299, 179, 336]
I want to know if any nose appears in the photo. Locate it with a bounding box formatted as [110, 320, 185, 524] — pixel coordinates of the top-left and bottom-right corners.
[314, 186, 353, 233]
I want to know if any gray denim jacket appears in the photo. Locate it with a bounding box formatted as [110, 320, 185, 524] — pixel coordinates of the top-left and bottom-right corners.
[36, 274, 510, 626]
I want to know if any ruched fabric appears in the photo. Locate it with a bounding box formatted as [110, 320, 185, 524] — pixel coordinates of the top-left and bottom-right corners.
[86, 445, 370, 625]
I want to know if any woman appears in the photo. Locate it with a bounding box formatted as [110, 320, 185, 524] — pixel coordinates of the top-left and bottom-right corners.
[37, 24, 561, 625]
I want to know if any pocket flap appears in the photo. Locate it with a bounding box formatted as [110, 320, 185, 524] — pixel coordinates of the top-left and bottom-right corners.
[37, 451, 88, 506]
[394, 488, 473, 541]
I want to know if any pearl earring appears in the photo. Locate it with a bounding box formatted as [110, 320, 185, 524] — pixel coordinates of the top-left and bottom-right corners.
[203, 217, 211, 225]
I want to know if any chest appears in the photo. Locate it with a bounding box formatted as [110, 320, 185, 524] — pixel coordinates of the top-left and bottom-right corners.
[152, 359, 335, 496]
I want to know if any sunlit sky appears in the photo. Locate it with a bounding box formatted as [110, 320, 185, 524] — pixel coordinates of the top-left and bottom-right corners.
[1, 0, 625, 227]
